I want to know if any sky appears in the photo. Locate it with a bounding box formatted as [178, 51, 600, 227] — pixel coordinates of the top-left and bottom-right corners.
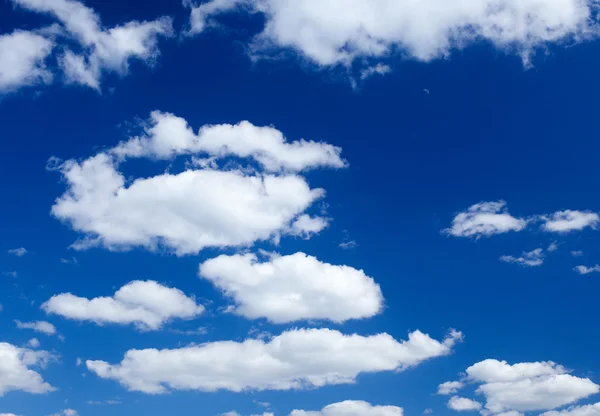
[1, 0, 600, 415]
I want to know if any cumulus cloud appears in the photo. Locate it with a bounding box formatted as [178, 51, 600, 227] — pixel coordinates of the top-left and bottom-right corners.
[574, 265, 600, 275]
[290, 400, 403, 415]
[0, 30, 53, 92]
[42, 280, 204, 331]
[541, 403, 600, 416]
[110, 111, 346, 172]
[542, 210, 599, 233]
[445, 201, 527, 238]
[448, 397, 482, 412]
[0, 342, 56, 396]
[187, 0, 598, 70]
[199, 252, 383, 323]
[14, 320, 57, 336]
[438, 381, 464, 395]
[7, 247, 28, 257]
[12, 0, 173, 90]
[86, 328, 462, 393]
[464, 359, 599, 413]
[500, 248, 544, 267]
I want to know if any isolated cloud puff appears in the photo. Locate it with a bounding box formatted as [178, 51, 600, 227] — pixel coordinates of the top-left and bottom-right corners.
[14, 320, 57, 336]
[448, 396, 482, 412]
[199, 252, 383, 323]
[42, 280, 204, 331]
[438, 381, 465, 395]
[188, 0, 598, 68]
[86, 328, 462, 393]
[541, 210, 599, 233]
[0, 30, 53, 92]
[0, 342, 56, 396]
[446, 201, 527, 238]
[290, 400, 403, 416]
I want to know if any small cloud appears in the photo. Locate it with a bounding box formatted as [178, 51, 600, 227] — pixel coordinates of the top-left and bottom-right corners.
[445, 201, 527, 238]
[500, 248, 544, 267]
[438, 380, 464, 395]
[448, 396, 482, 412]
[15, 320, 57, 336]
[339, 240, 358, 249]
[571, 250, 584, 257]
[76, 358, 82, 367]
[60, 257, 78, 264]
[360, 63, 391, 80]
[87, 400, 121, 405]
[8, 247, 28, 257]
[424, 409, 434, 415]
[547, 242, 558, 252]
[27, 338, 40, 348]
[3, 271, 18, 278]
[541, 210, 599, 233]
[574, 265, 600, 275]
[170, 327, 208, 336]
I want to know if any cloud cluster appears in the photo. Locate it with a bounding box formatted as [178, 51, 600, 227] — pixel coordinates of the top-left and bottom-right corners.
[0, 342, 55, 396]
[42, 280, 204, 331]
[86, 328, 462, 393]
[199, 252, 383, 323]
[444, 359, 600, 414]
[3, 0, 172, 93]
[187, 0, 599, 70]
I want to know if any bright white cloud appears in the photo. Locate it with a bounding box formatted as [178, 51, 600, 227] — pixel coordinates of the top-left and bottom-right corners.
[542, 210, 599, 233]
[574, 265, 600, 275]
[448, 397, 482, 412]
[464, 359, 600, 413]
[541, 402, 600, 416]
[14, 320, 57, 336]
[500, 248, 544, 267]
[13, 0, 173, 89]
[199, 252, 383, 323]
[0, 30, 53, 92]
[438, 381, 464, 395]
[445, 201, 527, 238]
[0, 342, 55, 396]
[51, 153, 326, 255]
[7, 247, 28, 257]
[110, 111, 346, 172]
[290, 400, 403, 416]
[188, 0, 597, 68]
[86, 328, 462, 393]
[42, 280, 204, 331]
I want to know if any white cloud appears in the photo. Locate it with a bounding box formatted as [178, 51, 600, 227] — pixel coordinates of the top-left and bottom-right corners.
[87, 400, 122, 405]
[360, 64, 392, 80]
[464, 359, 600, 413]
[547, 242, 558, 252]
[438, 381, 464, 395]
[26, 339, 40, 349]
[15, 320, 57, 336]
[571, 251, 584, 257]
[541, 402, 600, 416]
[198, 252, 383, 323]
[42, 280, 204, 331]
[0, 30, 53, 92]
[288, 215, 329, 238]
[0, 414, 19, 416]
[448, 396, 482, 412]
[500, 248, 544, 267]
[290, 400, 403, 415]
[542, 210, 599, 233]
[51, 152, 327, 255]
[574, 265, 600, 275]
[445, 201, 527, 238]
[7, 247, 28, 257]
[187, 0, 597, 69]
[0, 342, 55, 396]
[110, 111, 346, 172]
[13, 0, 173, 90]
[86, 328, 462, 393]
[50, 410, 78, 416]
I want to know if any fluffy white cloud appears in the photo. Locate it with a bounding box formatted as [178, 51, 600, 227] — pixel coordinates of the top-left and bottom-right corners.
[51, 152, 327, 255]
[464, 359, 599, 413]
[110, 111, 346, 172]
[574, 265, 600, 275]
[14, 320, 57, 336]
[541, 403, 600, 416]
[199, 252, 383, 323]
[0, 342, 55, 395]
[542, 210, 599, 233]
[7, 247, 28, 257]
[290, 400, 403, 415]
[42, 280, 204, 331]
[445, 201, 527, 238]
[13, 0, 173, 89]
[448, 397, 482, 412]
[86, 328, 462, 393]
[500, 248, 544, 267]
[438, 381, 464, 395]
[188, 0, 597, 68]
[0, 30, 53, 92]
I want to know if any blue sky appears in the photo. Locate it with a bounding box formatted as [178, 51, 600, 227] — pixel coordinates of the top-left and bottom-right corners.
[2, 1, 600, 416]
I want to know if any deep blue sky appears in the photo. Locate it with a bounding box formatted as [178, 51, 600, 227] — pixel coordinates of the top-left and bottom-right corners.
[1, 1, 600, 416]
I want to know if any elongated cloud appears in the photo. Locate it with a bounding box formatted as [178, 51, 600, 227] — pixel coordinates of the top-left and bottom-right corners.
[574, 265, 600, 275]
[0, 342, 56, 396]
[446, 201, 527, 238]
[541, 403, 600, 416]
[86, 328, 462, 393]
[199, 252, 383, 323]
[438, 381, 464, 395]
[14, 320, 57, 336]
[500, 248, 544, 267]
[42, 280, 204, 331]
[290, 400, 403, 415]
[542, 210, 599, 233]
[448, 397, 482, 412]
